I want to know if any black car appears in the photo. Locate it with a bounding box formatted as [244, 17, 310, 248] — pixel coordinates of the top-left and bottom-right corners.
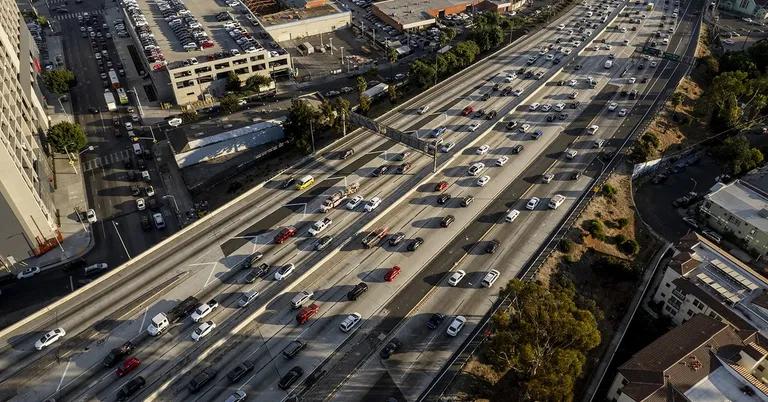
[474, 109, 486, 118]
[380, 338, 402, 359]
[347, 282, 369, 301]
[389, 232, 405, 246]
[546, 114, 556, 122]
[242, 252, 264, 269]
[506, 121, 518, 130]
[480, 93, 491, 101]
[492, 83, 500, 91]
[460, 196, 474, 207]
[426, 313, 446, 330]
[227, 361, 255, 383]
[485, 239, 500, 254]
[574, 64, 583, 70]
[572, 171, 581, 180]
[117, 376, 145, 401]
[511, 144, 524, 154]
[103, 341, 134, 367]
[280, 177, 295, 189]
[282, 340, 307, 359]
[88, 107, 99, 114]
[243, 269, 260, 284]
[372, 165, 388, 177]
[407, 237, 424, 251]
[278, 366, 304, 390]
[131, 185, 141, 196]
[140, 214, 151, 231]
[440, 215, 455, 228]
[188, 368, 217, 393]
[437, 193, 450, 205]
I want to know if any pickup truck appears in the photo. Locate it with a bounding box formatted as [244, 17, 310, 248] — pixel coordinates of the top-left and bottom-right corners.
[308, 218, 332, 236]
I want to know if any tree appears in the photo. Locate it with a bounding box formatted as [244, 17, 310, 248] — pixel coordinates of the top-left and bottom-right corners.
[669, 92, 685, 112]
[37, 16, 49, 27]
[356, 76, 367, 95]
[453, 41, 481, 66]
[471, 25, 504, 51]
[439, 27, 457, 47]
[226, 71, 241, 91]
[42, 69, 75, 95]
[387, 85, 397, 104]
[484, 280, 600, 401]
[358, 94, 372, 115]
[388, 48, 398, 64]
[283, 99, 320, 154]
[331, 97, 351, 134]
[180, 109, 199, 123]
[46, 122, 86, 153]
[619, 239, 640, 255]
[747, 38, 768, 73]
[408, 59, 436, 88]
[319, 100, 336, 127]
[245, 74, 272, 92]
[714, 134, 764, 175]
[718, 51, 758, 76]
[219, 94, 241, 114]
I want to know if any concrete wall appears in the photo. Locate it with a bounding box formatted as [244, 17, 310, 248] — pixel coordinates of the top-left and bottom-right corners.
[265, 11, 352, 42]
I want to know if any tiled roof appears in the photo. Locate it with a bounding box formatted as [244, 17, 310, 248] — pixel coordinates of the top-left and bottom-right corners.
[671, 277, 753, 331]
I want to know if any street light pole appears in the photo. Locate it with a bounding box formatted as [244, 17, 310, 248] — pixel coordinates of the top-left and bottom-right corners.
[112, 221, 131, 260]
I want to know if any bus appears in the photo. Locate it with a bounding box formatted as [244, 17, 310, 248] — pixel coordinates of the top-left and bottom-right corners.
[108, 69, 120, 89]
[296, 175, 315, 190]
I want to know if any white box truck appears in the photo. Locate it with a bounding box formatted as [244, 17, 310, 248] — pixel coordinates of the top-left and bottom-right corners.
[147, 296, 198, 336]
[103, 90, 117, 112]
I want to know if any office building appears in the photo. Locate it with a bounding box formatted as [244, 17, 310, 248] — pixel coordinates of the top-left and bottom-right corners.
[0, 0, 59, 264]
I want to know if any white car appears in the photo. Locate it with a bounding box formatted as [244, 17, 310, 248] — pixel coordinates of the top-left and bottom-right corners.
[554, 103, 566, 112]
[124, 122, 133, 131]
[35, 328, 66, 350]
[587, 125, 599, 135]
[546, 54, 554, 60]
[512, 89, 523, 96]
[542, 173, 555, 183]
[274, 263, 295, 280]
[364, 197, 382, 212]
[528, 102, 541, 111]
[339, 313, 362, 332]
[481, 269, 500, 287]
[468, 122, 481, 132]
[145, 185, 155, 197]
[618, 108, 628, 117]
[417, 105, 430, 114]
[440, 142, 456, 152]
[191, 320, 216, 341]
[448, 270, 466, 286]
[504, 73, 516, 82]
[476, 174, 491, 186]
[540, 104, 552, 112]
[190, 300, 219, 322]
[568, 79, 578, 87]
[86, 209, 97, 223]
[136, 198, 146, 211]
[628, 77, 636, 84]
[519, 123, 531, 133]
[476, 145, 490, 155]
[346, 195, 364, 210]
[565, 149, 578, 159]
[496, 156, 509, 166]
[17, 266, 40, 279]
[526, 197, 540, 210]
[308, 218, 332, 236]
[608, 102, 618, 111]
[563, 48, 572, 55]
[446, 316, 466, 336]
[467, 162, 486, 176]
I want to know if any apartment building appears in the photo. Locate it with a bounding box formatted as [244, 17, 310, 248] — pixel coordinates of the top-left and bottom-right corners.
[0, 0, 60, 264]
[652, 232, 768, 333]
[700, 178, 768, 258]
[607, 314, 768, 401]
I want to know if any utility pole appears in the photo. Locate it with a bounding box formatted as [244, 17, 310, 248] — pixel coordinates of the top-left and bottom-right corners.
[310, 119, 316, 154]
[342, 110, 347, 137]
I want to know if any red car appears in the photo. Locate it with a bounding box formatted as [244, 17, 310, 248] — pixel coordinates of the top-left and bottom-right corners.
[384, 266, 401, 282]
[462, 106, 474, 116]
[274, 226, 297, 244]
[116, 357, 141, 377]
[435, 181, 449, 192]
[296, 303, 319, 325]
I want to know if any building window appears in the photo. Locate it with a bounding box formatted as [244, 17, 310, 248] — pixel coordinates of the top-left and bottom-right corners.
[687, 309, 694, 316]
[660, 293, 666, 298]
[665, 282, 671, 287]
[759, 365, 765, 371]
[621, 378, 628, 385]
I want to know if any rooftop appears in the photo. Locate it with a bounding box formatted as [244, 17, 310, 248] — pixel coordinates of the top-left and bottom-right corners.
[373, 0, 475, 27]
[743, 165, 768, 194]
[672, 233, 768, 334]
[132, 0, 259, 63]
[617, 314, 765, 401]
[705, 180, 768, 233]
[258, 4, 344, 27]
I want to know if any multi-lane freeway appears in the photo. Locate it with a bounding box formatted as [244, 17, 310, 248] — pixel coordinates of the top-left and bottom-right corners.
[0, 0, 703, 400]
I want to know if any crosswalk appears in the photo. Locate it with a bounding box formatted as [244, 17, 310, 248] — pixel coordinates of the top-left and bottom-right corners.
[50, 9, 104, 21]
[82, 149, 131, 172]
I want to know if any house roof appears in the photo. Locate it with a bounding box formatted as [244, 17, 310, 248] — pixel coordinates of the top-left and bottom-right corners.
[705, 180, 768, 233]
[670, 277, 753, 331]
[618, 315, 742, 400]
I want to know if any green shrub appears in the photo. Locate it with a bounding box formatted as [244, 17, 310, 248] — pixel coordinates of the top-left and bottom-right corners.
[586, 219, 606, 240]
[559, 239, 574, 253]
[616, 217, 629, 228]
[619, 239, 640, 255]
[602, 183, 617, 198]
[613, 233, 627, 245]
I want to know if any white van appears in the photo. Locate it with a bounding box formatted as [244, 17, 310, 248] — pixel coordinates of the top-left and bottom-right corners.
[132, 143, 143, 156]
[238, 290, 259, 307]
[152, 213, 165, 229]
[481, 270, 500, 287]
[604, 59, 613, 69]
[548, 194, 566, 209]
[505, 209, 520, 222]
[290, 291, 313, 309]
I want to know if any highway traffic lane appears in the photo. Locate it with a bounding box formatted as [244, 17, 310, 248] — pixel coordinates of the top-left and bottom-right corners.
[0, 0, 620, 390]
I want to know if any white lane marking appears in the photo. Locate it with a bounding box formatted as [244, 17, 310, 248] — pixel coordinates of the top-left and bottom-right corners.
[56, 359, 72, 392]
[139, 307, 148, 336]
[203, 262, 219, 289]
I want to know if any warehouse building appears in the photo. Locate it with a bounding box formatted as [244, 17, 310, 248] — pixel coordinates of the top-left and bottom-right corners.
[372, 0, 524, 31]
